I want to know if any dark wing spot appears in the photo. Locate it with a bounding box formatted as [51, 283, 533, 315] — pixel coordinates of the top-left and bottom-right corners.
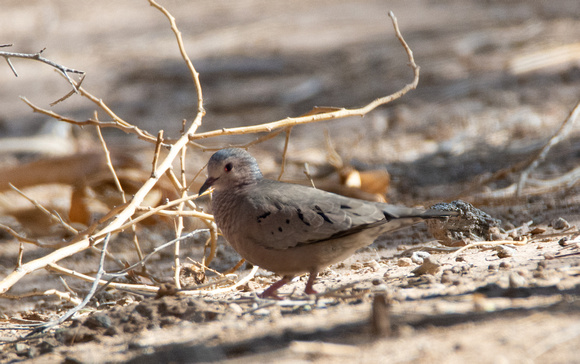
[340, 204, 352, 209]
[257, 211, 271, 223]
[278, 227, 283, 232]
[314, 205, 333, 224]
[286, 219, 290, 224]
[383, 211, 395, 221]
[296, 208, 310, 226]
[273, 202, 284, 210]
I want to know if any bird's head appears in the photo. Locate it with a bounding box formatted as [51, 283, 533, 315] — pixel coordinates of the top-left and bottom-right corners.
[198, 148, 263, 195]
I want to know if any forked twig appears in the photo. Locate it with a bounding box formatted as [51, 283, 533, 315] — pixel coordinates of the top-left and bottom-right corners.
[0, 46, 84, 92]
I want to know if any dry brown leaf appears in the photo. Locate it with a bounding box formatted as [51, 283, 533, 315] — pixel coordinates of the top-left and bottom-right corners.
[69, 185, 91, 225]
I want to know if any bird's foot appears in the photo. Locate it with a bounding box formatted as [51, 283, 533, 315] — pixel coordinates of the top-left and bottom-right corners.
[258, 276, 292, 300]
[304, 272, 319, 295]
[304, 286, 318, 295]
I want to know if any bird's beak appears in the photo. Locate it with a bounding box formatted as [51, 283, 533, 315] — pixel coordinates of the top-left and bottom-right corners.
[198, 177, 217, 196]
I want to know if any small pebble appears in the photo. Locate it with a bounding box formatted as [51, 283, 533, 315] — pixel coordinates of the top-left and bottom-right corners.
[350, 262, 364, 270]
[497, 245, 516, 258]
[229, 303, 243, 315]
[364, 260, 381, 272]
[411, 251, 430, 264]
[551, 217, 570, 230]
[509, 272, 526, 288]
[499, 261, 512, 269]
[441, 274, 453, 284]
[489, 226, 508, 240]
[411, 256, 440, 276]
[530, 227, 546, 235]
[558, 237, 569, 247]
[397, 257, 413, 267]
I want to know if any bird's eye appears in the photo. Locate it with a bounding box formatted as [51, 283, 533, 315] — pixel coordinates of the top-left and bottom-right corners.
[224, 163, 233, 172]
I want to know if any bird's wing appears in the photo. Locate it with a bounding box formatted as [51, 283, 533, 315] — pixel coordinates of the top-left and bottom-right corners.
[242, 180, 388, 250]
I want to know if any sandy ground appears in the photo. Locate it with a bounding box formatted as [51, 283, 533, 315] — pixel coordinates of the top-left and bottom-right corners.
[1, 1, 580, 363]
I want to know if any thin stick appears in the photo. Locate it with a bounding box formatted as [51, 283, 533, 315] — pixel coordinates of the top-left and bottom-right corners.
[0, 48, 84, 91]
[21, 97, 158, 143]
[25, 234, 111, 335]
[278, 126, 293, 181]
[452, 237, 528, 257]
[517, 100, 580, 196]
[173, 142, 189, 289]
[193, 265, 260, 296]
[303, 163, 317, 189]
[224, 258, 247, 275]
[50, 73, 86, 106]
[1, 289, 82, 306]
[9, 184, 78, 235]
[47, 263, 159, 294]
[152, 130, 164, 177]
[96, 124, 125, 199]
[148, 0, 205, 116]
[97, 123, 145, 263]
[17, 242, 23, 269]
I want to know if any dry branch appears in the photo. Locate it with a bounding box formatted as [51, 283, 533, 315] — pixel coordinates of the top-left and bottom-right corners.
[0, 46, 84, 92]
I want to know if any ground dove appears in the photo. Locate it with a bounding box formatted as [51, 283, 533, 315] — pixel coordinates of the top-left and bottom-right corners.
[199, 148, 453, 298]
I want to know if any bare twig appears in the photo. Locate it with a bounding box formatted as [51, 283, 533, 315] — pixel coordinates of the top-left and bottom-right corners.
[21, 97, 158, 143]
[23, 234, 111, 336]
[152, 130, 164, 177]
[96, 124, 125, 199]
[17, 242, 23, 269]
[148, 0, 205, 116]
[47, 263, 159, 294]
[9, 184, 78, 235]
[1, 289, 82, 306]
[0, 48, 84, 91]
[278, 127, 293, 181]
[173, 141, 190, 289]
[517, 100, 580, 196]
[452, 237, 528, 257]
[50, 73, 87, 106]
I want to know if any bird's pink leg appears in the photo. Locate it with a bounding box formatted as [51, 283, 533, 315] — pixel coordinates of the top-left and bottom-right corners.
[304, 271, 319, 295]
[259, 275, 292, 299]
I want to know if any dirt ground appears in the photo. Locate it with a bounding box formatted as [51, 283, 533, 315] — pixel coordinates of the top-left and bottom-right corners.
[1, 1, 580, 363]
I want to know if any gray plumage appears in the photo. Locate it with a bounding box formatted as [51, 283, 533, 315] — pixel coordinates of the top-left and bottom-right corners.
[199, 148, 452, 298]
